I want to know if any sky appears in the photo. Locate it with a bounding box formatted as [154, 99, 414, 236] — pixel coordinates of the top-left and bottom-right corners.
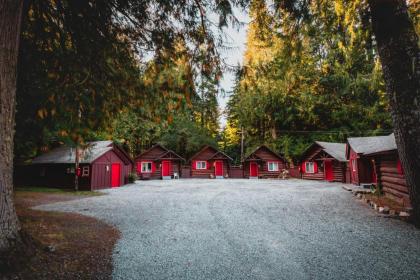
[217, 8, 250, 128]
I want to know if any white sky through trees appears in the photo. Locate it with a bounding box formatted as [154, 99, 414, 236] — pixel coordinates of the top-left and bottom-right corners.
[218, 8, 249, 128]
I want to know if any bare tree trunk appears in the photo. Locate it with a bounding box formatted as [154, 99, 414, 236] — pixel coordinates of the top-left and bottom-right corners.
[0, 0, 24, 252]
[368, 0, 420, 226]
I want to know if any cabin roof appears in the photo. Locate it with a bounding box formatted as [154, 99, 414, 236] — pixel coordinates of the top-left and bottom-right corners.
[244, 145, 285, 162]
[136, 144, 185, 161]
[347, 134, 396, 156]
[189, 145, 233, 161]
[32, 141, 116, 164]
[315, 141, 347, 162]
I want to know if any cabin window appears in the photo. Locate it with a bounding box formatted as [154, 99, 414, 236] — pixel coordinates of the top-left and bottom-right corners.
[352, 159, 357, 172]
[196, 161, 207, 169]
[82, 166, 89, 177]
[141, 162, 153, 173]
[305, 162, 315, 173]
[268, 162, 279, 172]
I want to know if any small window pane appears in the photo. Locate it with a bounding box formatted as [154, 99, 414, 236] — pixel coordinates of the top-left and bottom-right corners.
[268, 162, 279, 172]
[305, 162, 315, 173]
[196, 161, 207, 169]
[82, 166, 89, 177]
[142, 162, 152, 172]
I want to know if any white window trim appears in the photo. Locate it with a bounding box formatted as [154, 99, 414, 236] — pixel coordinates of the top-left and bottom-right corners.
[305, 162, 315, 174]
[82, 166, 89, 177]
[141, 161, 153, 173]
[267, 161, 279, 172]
[196, 161, 207, 170]
[352, 159, 357, 172]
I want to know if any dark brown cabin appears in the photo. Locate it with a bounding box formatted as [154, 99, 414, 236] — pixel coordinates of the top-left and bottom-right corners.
[300, 141, 347, 182]
[362, 134, 411, 207]
[345, 135, 395, 186]
[243, 145, 287, 179]
[15, 141, 133, 190]
[135, 144, 184, 180]
[190, 146, 233, 179]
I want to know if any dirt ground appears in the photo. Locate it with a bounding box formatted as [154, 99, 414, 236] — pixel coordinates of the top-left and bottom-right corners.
[3, 189, 119, 280]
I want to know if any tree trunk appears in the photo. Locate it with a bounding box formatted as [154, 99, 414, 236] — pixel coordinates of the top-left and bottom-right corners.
[0, 0, 24, 252]
[368, 0, 420, 226]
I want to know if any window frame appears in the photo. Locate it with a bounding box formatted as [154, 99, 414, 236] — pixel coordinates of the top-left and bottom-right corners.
[196, 161, 207, 170]
[267, 161, 279, 172]
[82, 166, 89, 177]
[305, 162, 315, 174]
[141, 161, 153, 173]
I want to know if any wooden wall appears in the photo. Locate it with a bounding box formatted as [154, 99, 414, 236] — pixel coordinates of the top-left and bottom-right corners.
[349, 148, 375, 185]
[243, 146, 287, 179]
[229, 166, 244, 178]
[191, 159, 229, 178]
[243, 161, 286, 179]
[136, 160, 182, 179]
[302, 160, 324, 180]
[332, 161, 346, 183]
[376, 153, 411, 207]
[15, 163, 91, 189]
[91, 150, 128, 189]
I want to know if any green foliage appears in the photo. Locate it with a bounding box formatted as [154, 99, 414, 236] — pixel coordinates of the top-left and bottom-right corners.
[225, 0, 393, 161]
[14, 0, 230, 160]
[159, 116, 218, 160]
[127, 172, 138, 183]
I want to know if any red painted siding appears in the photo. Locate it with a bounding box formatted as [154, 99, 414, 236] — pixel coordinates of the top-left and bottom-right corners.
[91, 150, 127, 190]
[243, 146, 287, 179]
[190, 146, 231, 178]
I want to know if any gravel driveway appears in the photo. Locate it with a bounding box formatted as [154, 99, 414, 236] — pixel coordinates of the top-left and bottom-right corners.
[36, 179, 420, 280]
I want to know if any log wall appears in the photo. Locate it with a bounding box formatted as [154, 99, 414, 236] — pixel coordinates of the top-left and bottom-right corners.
[377, 154, 411, 207]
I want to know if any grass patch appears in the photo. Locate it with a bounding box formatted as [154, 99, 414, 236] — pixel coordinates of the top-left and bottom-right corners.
[15, 186, 103, 196]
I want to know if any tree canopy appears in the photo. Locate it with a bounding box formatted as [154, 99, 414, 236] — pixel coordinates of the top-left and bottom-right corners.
[225, 0, 408, 161]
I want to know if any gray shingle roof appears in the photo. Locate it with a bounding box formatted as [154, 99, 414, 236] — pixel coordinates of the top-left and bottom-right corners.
[315, 141, 347, 162]
[347, 134, 396, 155]
[32, 141, 114, 164]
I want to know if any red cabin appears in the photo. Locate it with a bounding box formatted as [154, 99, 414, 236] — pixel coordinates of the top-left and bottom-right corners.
[135, 144, 185, 180]
[243, 145, 287, 179]
[356, 134, 411, 207]
[15, 141, 133, 190]
[345, 135, 394, 186]
[189, 146, 233, 179]
[300, 141, 347, 182]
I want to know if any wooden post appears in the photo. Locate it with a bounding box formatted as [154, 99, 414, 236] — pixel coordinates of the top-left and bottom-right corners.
[75, 146, 79, 191]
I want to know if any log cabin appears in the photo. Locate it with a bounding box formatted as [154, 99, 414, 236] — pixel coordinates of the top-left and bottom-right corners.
[300, 141, 347, 182]
[345, 135, 394, 186]
[135, 144, 185, 180]
[189, 146, 233, 179]
[362, 134, 411, 207]
[15, 141, 133, 190]
[243, 145, 287, 179]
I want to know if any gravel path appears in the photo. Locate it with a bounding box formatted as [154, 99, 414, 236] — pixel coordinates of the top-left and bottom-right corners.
[36, 179, 420, 280]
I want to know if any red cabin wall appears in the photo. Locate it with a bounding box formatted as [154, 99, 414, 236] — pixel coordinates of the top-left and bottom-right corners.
[349, 147, 375, 185]
[190, 147, 230, 178]
[191, 159, 230, 178]
[136, 146, 182, 179]
[136, 159, 182, 179]
[91, 150, 127, 190]
[229, 166, 244, 178]
[300, 145, 347, 182]
[243, 147, 287, 179]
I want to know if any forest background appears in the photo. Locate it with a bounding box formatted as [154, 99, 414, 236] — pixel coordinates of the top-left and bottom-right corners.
[15, 0, 419, 165]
